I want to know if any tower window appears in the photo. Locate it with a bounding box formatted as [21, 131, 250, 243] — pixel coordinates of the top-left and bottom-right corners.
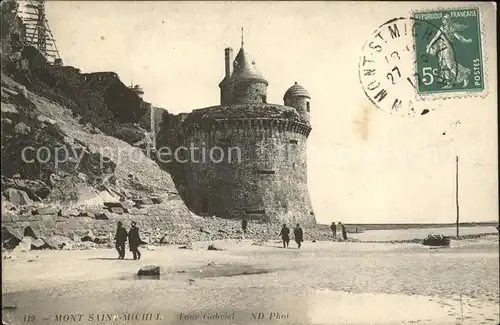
[255, 169, 275, 175]
[218, 137, 231, 145]
[245, 209, 265, 215]
[306, 101, 310, 112]
[289, 139, 298, 144]
[262, 95, 267, 103]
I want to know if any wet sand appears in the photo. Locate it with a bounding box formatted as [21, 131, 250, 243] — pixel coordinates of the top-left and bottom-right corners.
[2, 235, 499, 325]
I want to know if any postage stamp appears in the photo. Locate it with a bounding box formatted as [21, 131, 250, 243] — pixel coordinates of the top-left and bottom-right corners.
[358, 6, 487, 117]
[358, 17, 440, 117]
[2, 1, 498, 325]
[413, 7, 484, 95]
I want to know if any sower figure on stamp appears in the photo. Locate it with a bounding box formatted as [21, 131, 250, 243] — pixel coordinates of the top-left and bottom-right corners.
[280, 223, 290, 248]
[115, 221, 128, 259]
[294, 223, 303, 249]
[330, 222, 337, 238]
[426, 14, 472, 89]
[128, 221, 142, 260]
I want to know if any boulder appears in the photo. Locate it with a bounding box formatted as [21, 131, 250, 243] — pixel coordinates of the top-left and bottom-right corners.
[150, 197, 163, 204]
[178, 242, 193, 250]
[46, 235, 72, 250]
[81, 229, 96, 242]
[133, 198, 153, 206]
[13, 122, 31, 135]
[104, 202, 123, 208]
[137, 265, 162, 276]
[2, 188, 32, 206]
[10, 179, 51, 200]
[33, 207, 57, 215]
[37, 115, 57, 125]
[1, 226, 23, 250]
[36, 238, 58, 250]
[207, 244, 223, 251]
[30, 237, 54, 250]
[12, 236, 33, 253]
[95, 212, 111, 220]
[1, 197, 16, 213]
[78, 211, 95, 218]
[104, 201, 134, 210]
[1, 102, 19, 115]
[58, 208, 71, 217]
[23, 225, 39, 239]
[200, 228, 212, 235]
[110, 207, 124, 214]
[93, 236, 110, 244]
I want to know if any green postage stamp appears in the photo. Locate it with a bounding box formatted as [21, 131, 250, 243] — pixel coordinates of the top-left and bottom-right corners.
[413, 7, 484, 96]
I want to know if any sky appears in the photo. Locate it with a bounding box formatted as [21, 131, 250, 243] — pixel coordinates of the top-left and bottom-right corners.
[43, 1, 497, 224]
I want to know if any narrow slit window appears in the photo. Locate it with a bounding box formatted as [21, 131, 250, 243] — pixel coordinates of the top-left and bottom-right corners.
[245, 209, 265, 215]
[306, 101, 310, 112]
[255, 169, 275, 175]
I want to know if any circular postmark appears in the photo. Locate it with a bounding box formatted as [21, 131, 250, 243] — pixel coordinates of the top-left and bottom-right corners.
[358, 17, 456, 117]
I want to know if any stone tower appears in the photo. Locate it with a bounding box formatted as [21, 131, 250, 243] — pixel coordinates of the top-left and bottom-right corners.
[165, 37, 316, 226]
[284, 82, 311, 123]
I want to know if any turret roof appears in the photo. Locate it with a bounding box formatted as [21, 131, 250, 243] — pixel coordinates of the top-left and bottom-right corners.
[231, 47, 268, 84]
[284, 82, 311, 99]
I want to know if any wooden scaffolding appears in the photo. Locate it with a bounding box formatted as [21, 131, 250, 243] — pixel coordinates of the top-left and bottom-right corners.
[17, 0, 62, 65]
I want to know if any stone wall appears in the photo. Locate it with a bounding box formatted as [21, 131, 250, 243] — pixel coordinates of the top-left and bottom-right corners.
[176, 111, 315, 226]
[1, 197, 198, 242]
[232, 81, 267, 104]
[284, 96, 310, 123]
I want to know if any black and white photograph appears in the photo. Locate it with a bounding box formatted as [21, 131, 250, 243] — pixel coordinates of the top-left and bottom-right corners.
[1, 1, 498, 325]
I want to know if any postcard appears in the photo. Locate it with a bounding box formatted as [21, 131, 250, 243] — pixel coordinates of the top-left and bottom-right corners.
[1, 1, 498, 325]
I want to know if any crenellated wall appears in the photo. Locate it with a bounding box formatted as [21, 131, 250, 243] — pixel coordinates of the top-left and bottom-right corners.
[167, 107, 315, 225]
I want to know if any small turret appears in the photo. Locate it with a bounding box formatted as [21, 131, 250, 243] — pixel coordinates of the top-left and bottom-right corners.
[284, 82, 311, 123]
[219, 29, 268, 105]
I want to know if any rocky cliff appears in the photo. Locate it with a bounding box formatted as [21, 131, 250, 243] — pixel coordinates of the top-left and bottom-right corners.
[1, 0, 199, 250]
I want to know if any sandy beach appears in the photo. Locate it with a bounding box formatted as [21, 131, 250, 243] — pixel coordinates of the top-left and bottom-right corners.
[2, 228, 499, 325]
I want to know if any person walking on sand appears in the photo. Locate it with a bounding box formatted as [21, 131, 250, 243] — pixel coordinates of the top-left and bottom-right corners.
[128, 221, 142, 260]
[115, 221, 128, 259]
[339, 222, 348, 241]
[294, 223, 304, 249]
[241, 217, 248, 238]
[280, 223, 290, 248]
[330, 222, 337, 238]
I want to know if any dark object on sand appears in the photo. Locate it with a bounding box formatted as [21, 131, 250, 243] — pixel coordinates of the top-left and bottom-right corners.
[207, 244, 223, 251]
[138, 265, 161, 276]
[423, 234, 450, 247]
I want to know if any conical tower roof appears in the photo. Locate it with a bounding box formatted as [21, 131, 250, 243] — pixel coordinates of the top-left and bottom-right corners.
[231, 46, 268, 84]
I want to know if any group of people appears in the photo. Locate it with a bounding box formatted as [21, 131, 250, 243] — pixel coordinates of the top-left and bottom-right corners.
[116, 218, 346, 257]
[115, 221, 143, 260]
[242, 218, 350, 248]
[242, 218, 304, 249]
[330, 221, 348, 240]
[279, 223, 304, 248]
